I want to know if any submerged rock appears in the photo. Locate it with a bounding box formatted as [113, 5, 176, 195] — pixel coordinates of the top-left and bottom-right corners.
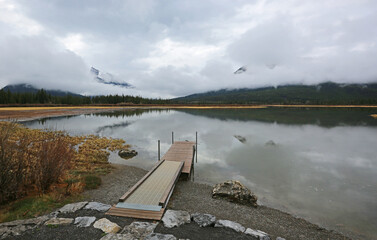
[214, 219, 245, 233]
[118, 149, 138, 159]
[162, 210, 190, 228]
[234, 135, 247, 143]
[191, 213, 216, 227]
[212, 180, 258, 207]
[265, 140, 277, 146]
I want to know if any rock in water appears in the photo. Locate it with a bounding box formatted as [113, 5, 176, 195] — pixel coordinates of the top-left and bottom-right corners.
[118, 149, 138, 159]
[212, 180, 258, 207]
[161, 210, 190, 228]
[234, 135, 247, 143]
[93, 218, 121, 233]
[265, 140, 277, 146]
[191, 213, 216, 227]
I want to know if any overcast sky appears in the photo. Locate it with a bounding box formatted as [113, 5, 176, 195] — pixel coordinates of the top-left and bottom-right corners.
[0, 0, 376, 98]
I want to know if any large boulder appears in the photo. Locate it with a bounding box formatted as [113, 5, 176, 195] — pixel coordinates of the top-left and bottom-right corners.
[212, 180, 257, 207]
[118, 149, 138, 159]
[58, 201, 88, 213]
[84, 202, 111, 212]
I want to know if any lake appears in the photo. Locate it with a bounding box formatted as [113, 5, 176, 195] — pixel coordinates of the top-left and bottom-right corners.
[23, 107, 377, 239]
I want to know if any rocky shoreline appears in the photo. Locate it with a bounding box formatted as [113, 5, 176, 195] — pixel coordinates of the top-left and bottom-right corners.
[1, 164, 355, 240]
[0, 201, 282, 240]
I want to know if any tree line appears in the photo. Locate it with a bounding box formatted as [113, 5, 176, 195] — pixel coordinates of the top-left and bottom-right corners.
[0, 89, 169, 105]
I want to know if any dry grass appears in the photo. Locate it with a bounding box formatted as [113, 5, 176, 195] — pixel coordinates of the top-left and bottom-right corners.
[371, 114, 377, 118]
[0, 122, 130, 222]
[0, 106, 124, 111]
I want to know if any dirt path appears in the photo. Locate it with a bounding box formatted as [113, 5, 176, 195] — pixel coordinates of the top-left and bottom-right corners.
[82, 164, 355, 240]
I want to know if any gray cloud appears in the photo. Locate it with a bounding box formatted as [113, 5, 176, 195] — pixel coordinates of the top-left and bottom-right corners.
[0, 0, 376, 97]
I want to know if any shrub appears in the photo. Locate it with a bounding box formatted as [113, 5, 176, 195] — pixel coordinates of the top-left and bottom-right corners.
[34, 134, 74, 193]
[0, 123, 28, 204]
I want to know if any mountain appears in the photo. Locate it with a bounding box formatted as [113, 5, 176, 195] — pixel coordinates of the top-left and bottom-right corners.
[174, 82, 377, 105]
[1, 84, 83, 97]
[90, 67, 133, 88]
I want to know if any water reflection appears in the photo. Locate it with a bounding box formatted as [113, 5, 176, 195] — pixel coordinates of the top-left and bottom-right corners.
[22, 108, 377, 239]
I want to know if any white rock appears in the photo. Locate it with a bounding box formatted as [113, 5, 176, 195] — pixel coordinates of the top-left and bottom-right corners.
[191, 213, 216, 227]
[245, 228, 271, 240]
[276, 237, 286, 240]
[121, 221, 158, 238]
[93, 218, 121, 233]
[145, 233, 177, 240]
[100, 233, 137, 240]
[162, 210, 190, 228]
[74, 216, 96, 227]
[44, 218, 73, 225]
[84, 202, 111, 212]
[214, 220, 245, 233]
[58, 201, 88, 213]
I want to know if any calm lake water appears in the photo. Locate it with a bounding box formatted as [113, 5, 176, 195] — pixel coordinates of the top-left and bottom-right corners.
[23, 108, 377, 239]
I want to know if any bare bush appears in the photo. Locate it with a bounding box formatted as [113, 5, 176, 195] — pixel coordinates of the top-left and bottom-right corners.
[34, 134, 74, 193]
[0, 122, 28, 204]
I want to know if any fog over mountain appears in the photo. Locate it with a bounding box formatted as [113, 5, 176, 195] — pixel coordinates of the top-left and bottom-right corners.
[0, 1, 376, 98]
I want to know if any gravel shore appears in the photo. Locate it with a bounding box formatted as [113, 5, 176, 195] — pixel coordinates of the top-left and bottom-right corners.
[83, 164, 353, 240]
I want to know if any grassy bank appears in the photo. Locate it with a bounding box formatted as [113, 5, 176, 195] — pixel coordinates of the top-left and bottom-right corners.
[0, 122, 130, 222]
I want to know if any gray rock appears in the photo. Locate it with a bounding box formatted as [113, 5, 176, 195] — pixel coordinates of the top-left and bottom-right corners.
[214, 220, 245, 233]
[58, 201, 88, 213]
[94, 218, 121, 233]
[100, 233, 137, 240]
[212, 180, 258, 207]
[74, 216, 96, 227]
[0, 215, 49, 227]
[245, 228, 271, 240]
[44, 218, 73, 225]
[234, 135, 247, 143]
[191, 213, 216, 227]
[276, 238, 286, 240]
[145, 233, 177, 240]
[84, 202, 111, 212]
[162, 210, 190, 228]
[121, 221, 158, 239]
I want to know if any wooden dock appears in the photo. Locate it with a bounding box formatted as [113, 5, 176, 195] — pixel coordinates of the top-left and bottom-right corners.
[106, 141, 196, 220]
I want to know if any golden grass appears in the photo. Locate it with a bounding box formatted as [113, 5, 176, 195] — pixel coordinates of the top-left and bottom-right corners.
[0, 122, 130, 222]
[267, 104, 377, 108]
[371, 114, 377, 118]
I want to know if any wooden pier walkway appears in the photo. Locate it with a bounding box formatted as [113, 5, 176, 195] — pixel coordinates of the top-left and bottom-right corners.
[106, 141, 196, 220]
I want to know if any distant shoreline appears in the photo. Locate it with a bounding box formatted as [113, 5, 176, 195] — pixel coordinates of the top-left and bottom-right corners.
[1, 104, 376, 121]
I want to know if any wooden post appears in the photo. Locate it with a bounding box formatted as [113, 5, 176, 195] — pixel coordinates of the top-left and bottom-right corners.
[172, 131, 174, 144]
[158, 140, 160, 160]
[195, 131, 198, 163]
